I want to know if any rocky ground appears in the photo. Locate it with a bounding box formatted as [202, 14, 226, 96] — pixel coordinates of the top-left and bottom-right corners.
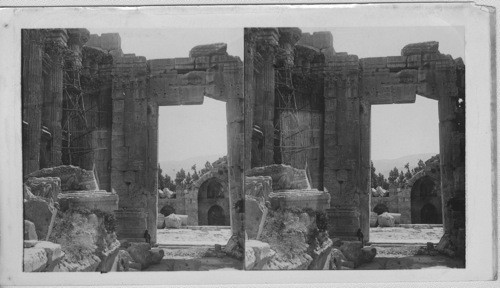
[156, 227, 232, 246]
[356, 226, 465, 270]
[144, 227, 241, 271]
[370, 225, 444, 244]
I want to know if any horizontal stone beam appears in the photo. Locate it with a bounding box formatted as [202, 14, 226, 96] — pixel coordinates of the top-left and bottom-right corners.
[369, 84, 417, 105]
[154, 84, 210, 106]
[147, 55, 240, 75]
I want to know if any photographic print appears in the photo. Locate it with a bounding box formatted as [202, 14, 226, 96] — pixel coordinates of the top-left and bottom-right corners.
[243, 26, 466, 270]
[0, 2, 496, 286]
[21, 28, 244, 272]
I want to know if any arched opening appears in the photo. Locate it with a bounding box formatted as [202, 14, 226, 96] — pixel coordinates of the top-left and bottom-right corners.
[373, 203, 389, 215]
[411, 175, 442, 224]
[207, 178, 224, 199]
[421, 203, 438, 224]
[207, 205, 226, 226]
[197, 176, 230, 226]
[160, 205, 176, 217]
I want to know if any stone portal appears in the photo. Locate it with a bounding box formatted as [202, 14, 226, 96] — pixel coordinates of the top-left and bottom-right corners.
[244, 28, 465, 257]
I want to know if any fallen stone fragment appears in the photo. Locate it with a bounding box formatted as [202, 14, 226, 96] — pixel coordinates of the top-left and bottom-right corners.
[339, 241, 363, 267]
[308, 238, 333, 270]
[24, 196, 57, 240]
[245, 245, 256, 270]
[23, 247, 48, 272]
[401, 41, 439, 56]
[189, 43, 227, 58]
[24, 220, 38, 240]
[25, 177, 61, 202]
[246, 240, 275, 270]
[126, 242, 153, 270]
[377, 212, 395, 227]
[360, 246, 377, 263]
[329, 248, 348, 270]
[246, 164, 311, 190]
[27, 165, 98, 191]
[113, 250, 134, 271]
[164, 213, 182, 228]
[32, 241, 64, 271]
[245, 176, 273, 200]
[57, 190, 118, 213]
[53, 255, 101, 272]
[388, 213, 401, 224]
[245, 195, 268, 239]
[268, 190, 330, 211]
[150, 248, 164, 264]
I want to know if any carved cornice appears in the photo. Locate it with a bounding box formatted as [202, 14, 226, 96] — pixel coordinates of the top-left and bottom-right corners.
[22, 29, 47, 46]
[255, 28, 279, 57]
[278, 27, 302, 46]
[67, 28, 90, 48]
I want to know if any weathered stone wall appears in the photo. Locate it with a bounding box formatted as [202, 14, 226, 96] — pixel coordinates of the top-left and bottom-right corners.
[370, 188, 411, 224]
[245, 28, 465, 257]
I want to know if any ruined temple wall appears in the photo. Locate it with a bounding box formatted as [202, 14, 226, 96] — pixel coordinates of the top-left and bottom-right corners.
[278, 71, 324, 189]
[370, 188, 411, 224]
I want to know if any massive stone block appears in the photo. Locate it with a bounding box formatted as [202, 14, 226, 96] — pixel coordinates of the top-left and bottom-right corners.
[164, 214, 182, 229]
[268, 190, 331, 211]
[339, 240, 363, 268]
[189, 43, 227, 58]
[245, 176, 273, 200]
[246, 240, 276, 270]
[27, 165, 99, 191]
[57, 190, 119, 213]
[377, 212, 395, 227]
[308, 238, 334, 270]
[401, 41, 439, 56]
[246, 164, 311, 191]
[24, 197, 57, 240]
[23, 247, 48, 272]
[245, 195, 268, 239]
[25, 177, 61, 202]
[24, 220, 38, 240]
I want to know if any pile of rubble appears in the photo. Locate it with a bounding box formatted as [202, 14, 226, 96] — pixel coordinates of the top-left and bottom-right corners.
[22, 165, 163, 272]
[244, 164, 377, 270]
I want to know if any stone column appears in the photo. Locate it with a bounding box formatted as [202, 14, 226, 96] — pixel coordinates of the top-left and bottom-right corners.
[64, 29, 90, 168]
[254, 29, 279, 166]
[244, 29, 257, 172]
[223, 60, 245, 250]
[22, 30, 46, 175]
[324, 54, 363, 240]
[359, 98, 371, 242]
[146, 98, 159, 245]
[42, 29, 68, 167]
[274, 28, 302, 165]
[436, 65, 465, 231]
[111, 54, 152, 243]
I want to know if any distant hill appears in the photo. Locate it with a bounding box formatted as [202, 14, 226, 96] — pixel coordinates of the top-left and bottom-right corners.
[372, 153, 437, 177]
[159, 154, 224, 178]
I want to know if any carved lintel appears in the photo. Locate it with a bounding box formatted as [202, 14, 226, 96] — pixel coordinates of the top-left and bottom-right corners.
[278, 27, 302, 46]
[67, 28, 90, 48]
[255, 28, 279, 57]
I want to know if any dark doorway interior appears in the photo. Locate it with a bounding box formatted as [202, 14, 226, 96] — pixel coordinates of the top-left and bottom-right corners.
[208, 205, 225, 226]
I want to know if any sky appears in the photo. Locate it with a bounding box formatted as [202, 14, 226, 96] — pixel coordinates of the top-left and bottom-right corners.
[90, 28, 242, 162]
[89, 26, 464, 162]
[302, 26, 464, 160]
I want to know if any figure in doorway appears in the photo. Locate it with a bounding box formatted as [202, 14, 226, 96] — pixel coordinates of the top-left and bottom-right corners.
[356, 228, 364, 246]
[144, 229, 151, 244]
